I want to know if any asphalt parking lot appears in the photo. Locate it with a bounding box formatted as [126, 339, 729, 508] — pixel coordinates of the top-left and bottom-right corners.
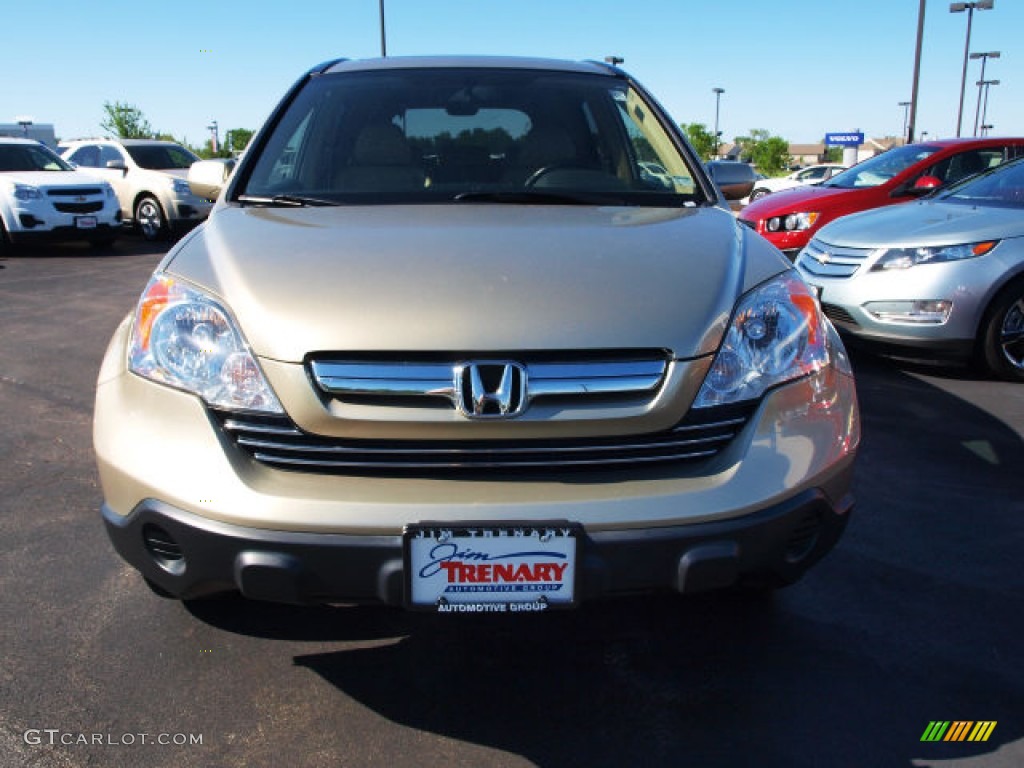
[1, 239, 1022, 768]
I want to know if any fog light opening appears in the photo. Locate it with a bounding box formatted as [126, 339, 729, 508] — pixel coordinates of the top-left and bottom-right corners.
[142, 523, 186, 575]
[784, 512, 821, 563]
[863, 300, 952, 325]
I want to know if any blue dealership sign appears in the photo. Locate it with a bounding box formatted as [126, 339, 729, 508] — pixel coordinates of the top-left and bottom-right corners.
[824, 132, 865, 147]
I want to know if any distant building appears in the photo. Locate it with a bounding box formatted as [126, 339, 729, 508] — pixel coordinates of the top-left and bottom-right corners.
[719, 136, 906, 170]
[0, 122, 57, 148]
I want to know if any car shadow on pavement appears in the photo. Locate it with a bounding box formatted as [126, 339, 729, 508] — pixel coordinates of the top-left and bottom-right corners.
[186, 348, 1024, 767]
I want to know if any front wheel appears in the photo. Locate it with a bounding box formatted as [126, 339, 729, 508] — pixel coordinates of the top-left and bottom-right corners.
[979, 277, 1024, 382]
[134, 196, 167, 241]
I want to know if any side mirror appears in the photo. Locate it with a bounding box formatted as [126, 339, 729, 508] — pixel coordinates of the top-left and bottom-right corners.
[105, 159, 128, 173]
[188, 158, 236, 200]
[909, 175, 943, 196]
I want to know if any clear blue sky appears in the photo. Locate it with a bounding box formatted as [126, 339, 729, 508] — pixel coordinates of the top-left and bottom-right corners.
[4, 0, 1020, 148]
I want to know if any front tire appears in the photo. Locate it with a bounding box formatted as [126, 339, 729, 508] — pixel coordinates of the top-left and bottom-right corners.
[979, 276, 1024, 382]
[134, 195, 167, 241]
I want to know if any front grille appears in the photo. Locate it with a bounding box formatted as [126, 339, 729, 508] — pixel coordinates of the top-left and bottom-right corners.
[821, 303, 859, 327]
[309, 355, 668, 411]
[797, 240, 871, 279]
[212, 403, 757, 475]
[46, 187, 103, 197]
[53, 201, 103, 213]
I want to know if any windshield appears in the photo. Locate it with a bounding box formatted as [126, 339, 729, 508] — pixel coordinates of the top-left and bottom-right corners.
[823, 145, 938, 190]
[240, 68, 705, 206]
[125, 144, 198, 170]
[0, 143, 73, 172]
[939, 156, 1024, 209]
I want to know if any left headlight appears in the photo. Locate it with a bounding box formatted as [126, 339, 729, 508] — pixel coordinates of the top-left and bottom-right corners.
[128, 273, 284, 414]
[11, 183, 42, 202]
[694, 272, 837, 407]
[170, 178, 192, 196]
[766, 211, 819, 233]
[870, 240, 998, 271]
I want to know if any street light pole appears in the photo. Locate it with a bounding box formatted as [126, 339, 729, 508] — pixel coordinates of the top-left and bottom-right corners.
[950, 1, 994, 137]
[712, 87, 725, 159]
[379, 0, 387, 57]
[970, 51, 1000, 136]
[899, 101, 912, 143]
[907, 0, 926, 143]
[978, 79, 999, 133]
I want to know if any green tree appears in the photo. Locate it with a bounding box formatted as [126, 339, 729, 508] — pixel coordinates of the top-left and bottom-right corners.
[825, 146, 843, 163]
[225, 128, 255, 154]
[750, 136, 790, 176]
[732, 129, 791, 175]
[681, 122, 716, 161]
[101, 101, 153, 139]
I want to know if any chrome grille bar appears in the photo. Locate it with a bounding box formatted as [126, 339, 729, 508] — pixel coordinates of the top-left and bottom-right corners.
[309, 358, 667, 402]
[212, 404, 754, 474]
[797, 240, 872, 279]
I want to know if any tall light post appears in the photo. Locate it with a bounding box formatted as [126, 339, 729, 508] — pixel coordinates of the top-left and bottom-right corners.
[978, 79, 999, 133]
[950, 0, 994, 137]
[712, 87, 725, 159]
[379, 0, 387, 57]
[206, 120, 219, 154]
[980, 123, 993, 136]
[908, 0, 926, 143]
[970, 51, 1000, 136]
[898, 101, 912, 143]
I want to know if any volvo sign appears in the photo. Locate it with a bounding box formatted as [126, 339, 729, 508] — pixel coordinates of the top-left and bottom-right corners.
[824, 132, 865, 147]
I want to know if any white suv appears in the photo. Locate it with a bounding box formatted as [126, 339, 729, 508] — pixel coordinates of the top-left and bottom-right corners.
[60, 139, 213, 240]
[0, 137, 121, 251]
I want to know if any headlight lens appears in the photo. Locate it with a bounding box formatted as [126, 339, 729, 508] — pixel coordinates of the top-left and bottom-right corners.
[694, 273, 832, 407]
[170, 178, 192, 196]
[766, 212, 818, 233]
[870, 241, 998, 270]
[12, 183, 42, 201]
[128, 273, 283, 414]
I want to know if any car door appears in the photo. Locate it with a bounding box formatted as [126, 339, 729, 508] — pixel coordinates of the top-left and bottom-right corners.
[98, 145, 134, 217]
[68, 144, 129, 216]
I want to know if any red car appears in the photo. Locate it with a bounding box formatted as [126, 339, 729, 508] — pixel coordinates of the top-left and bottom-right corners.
[739, 138, 1024, 257]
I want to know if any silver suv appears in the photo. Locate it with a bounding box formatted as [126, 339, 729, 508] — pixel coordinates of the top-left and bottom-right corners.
[95, 57, 860, 612]
[60, 138, 212, 240]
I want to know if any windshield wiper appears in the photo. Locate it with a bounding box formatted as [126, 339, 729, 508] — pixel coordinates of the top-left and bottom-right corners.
[452, 190, 623, 206]
[237, 194, 338, 207]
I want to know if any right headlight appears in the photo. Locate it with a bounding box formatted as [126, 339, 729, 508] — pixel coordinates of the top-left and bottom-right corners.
[694, 272, 837, 407]
[128, 273, 283, 414]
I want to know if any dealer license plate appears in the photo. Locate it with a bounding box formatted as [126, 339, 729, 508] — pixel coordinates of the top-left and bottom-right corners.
[75, 216, 98, 230]
[405, 523, 579, 613]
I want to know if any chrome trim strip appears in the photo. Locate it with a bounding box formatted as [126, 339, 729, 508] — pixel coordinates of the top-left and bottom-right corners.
[221, 419, 302, 436]
[235, 432, 733, 456]
[251, 448, 719, 470]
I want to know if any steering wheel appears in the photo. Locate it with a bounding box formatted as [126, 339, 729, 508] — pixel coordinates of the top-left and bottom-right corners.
[524, 165, 572, 187]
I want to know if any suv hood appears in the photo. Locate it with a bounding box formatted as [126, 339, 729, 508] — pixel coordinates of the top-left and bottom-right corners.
[2, 170, 111, 188]
[168, 205, 749, 363]
[816, 199, 1024, 247]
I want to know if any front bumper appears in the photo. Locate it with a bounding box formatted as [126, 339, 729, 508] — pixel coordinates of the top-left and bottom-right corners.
[95, 314, 860, 606]
[798, 256, 1006, 357]
[8, 222, 120, 245]
[104, 488, 853, 604]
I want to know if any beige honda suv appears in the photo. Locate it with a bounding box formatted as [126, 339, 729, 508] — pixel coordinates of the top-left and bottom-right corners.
[94, 56, 860, 612]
